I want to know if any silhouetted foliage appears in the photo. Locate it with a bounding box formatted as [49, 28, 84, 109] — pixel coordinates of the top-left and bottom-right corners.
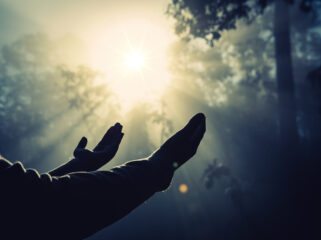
[167, 0, 320, 46]
[0, 34, 115, 167]
[202, 159, 229, 189]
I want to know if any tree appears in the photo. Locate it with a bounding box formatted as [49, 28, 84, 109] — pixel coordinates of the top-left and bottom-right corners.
[0, 33, 116, 169]
[167, 0, 320, 152]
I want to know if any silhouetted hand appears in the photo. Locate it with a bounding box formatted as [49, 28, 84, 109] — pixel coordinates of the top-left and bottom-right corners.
[148, 113, 206, 190]
[72, 123, 124, 172]
[49, 123, 124, 176]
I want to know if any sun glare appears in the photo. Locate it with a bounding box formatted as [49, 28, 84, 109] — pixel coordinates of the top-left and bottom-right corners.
[124, 49, 145, 71]
[89, 19, 173, 111]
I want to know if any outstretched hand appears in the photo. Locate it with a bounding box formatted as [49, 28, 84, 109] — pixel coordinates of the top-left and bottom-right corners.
[73, 123, 124, 172]
[49, 123, 124, 177]
[148, 113, 206, 191]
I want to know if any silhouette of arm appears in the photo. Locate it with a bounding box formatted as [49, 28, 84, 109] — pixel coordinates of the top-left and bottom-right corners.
[0, 113, 205, 239]
[0, 157, 169, 239]
[49, 159, 169, 239]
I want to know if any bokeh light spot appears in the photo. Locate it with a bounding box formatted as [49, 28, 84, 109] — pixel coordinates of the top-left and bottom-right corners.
[179, 184, 188, 194]
[173, 162, 178, 168]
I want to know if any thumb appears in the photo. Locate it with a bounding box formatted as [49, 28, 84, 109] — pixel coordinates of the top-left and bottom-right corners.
[76, 136, 87, 149]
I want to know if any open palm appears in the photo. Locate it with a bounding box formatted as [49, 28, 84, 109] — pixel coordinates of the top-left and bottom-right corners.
[72, 123, 124, 172]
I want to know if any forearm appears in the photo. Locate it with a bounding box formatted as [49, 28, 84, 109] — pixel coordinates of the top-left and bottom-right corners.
[1, 156, 173, 239]
[49, 158, 80, 177]
[48, 158, 173, 239]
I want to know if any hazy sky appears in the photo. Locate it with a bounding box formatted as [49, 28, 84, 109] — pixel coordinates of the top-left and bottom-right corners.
[0, 0, 176, 108]
[0, 0, 172, 41]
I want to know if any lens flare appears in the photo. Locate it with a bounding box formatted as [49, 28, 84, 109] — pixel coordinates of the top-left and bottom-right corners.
[179, 184, 188, 194]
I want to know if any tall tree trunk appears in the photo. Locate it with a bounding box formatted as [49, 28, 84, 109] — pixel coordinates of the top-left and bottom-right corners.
[273, 3, 300, 231]
[274, 0, 298, 151]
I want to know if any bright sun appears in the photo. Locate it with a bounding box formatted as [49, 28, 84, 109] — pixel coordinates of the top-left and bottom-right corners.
[124, 49, 145, 71]
[90, 19, 173, 111]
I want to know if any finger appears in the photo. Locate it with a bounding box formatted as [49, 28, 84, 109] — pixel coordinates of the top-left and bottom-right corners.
[185, 113, 205, 132]
[102, 122, 122, 143]
[118, 132, 124, 143]
[94, 126, 115, 151]
[109, 123, 123, 140]
[110, 132, 124, 148]
[190, 118, 206, 148]
[102, 132, 124, 153]
[191, 113, 206, 139]
[76, 137, 87, 149]
[179, 113, 206, 136]
[95, 123, 123, 150]
[114, 122, 123, 133]
[98, 133, 124, 161]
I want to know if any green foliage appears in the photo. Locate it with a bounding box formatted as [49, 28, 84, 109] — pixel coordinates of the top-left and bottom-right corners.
[167, 0, 319, 46]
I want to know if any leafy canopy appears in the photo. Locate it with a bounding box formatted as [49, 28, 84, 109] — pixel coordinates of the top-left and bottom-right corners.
[167, 0, 318, 46]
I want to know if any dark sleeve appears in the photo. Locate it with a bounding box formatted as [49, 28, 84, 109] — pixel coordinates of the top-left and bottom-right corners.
[0, 158, 173, 239]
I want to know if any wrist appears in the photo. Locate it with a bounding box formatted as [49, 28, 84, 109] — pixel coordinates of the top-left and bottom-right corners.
[49, 159, 77, 177]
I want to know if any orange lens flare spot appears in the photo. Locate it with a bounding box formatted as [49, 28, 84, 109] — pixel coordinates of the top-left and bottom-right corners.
[179, 184, 188, 194]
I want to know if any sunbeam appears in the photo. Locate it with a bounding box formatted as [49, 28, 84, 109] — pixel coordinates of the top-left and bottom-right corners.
[89, 19, 172, 111]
